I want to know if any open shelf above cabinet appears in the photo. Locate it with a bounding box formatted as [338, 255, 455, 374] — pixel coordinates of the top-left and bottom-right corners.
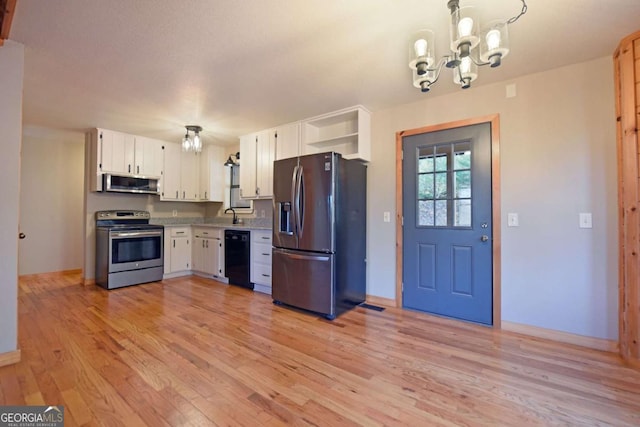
[301, 105, 370, 162]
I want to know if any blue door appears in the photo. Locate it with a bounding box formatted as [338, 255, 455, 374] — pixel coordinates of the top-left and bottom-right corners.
[402, 123, 492, 324]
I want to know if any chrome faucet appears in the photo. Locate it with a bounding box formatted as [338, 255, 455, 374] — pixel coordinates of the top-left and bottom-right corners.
[224, 207, 239, 224]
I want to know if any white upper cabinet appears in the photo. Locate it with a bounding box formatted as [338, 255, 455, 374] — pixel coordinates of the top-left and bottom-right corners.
[239, 133, 257, 199]
[180, 150, 199, 201]
[160, 142, 201, 201]
[301, 105, 371, 162]
[274, 122, 301, 160]
[257, 130, 275, 198]
[98, 129, 163, 176]
[99, 128, 134, 175]
[161, 142, 181, 200]
[240, 130, 273, 199]
[199, 145, 225, 202]
[134, 136, 164, 177]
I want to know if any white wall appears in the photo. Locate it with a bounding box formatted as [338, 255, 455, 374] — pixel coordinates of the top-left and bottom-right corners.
[19, 126, 84, 275]
[367, 56, 618, 340]
[0, 40, 24, 354]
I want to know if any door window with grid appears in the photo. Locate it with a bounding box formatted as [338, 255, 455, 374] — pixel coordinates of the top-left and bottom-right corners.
[417, 141, 471, 227]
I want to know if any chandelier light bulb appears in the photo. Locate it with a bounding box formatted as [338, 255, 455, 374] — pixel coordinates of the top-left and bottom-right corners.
[414, 38, 428, 58]
[460, 57, 471, 74]
[486, 29, 501, 51]
[457, 17, 474, 38]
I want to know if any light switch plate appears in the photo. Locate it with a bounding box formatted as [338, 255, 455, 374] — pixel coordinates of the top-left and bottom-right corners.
[507, 213, 519, 227]
[579, 213, 592, 229]
[383, 212, 391, 223]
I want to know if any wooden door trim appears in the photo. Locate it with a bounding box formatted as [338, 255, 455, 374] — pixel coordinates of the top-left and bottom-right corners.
[395, 114, 501, 327]
[0, 0, 18, 47]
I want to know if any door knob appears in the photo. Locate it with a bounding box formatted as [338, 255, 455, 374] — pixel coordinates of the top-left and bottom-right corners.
[481, 235, 489, 242]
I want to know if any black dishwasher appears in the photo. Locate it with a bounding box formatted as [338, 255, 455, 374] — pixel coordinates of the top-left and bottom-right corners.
[225, 230, 253, 289]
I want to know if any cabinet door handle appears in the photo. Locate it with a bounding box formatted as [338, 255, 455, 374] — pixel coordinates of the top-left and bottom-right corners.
[173, 240, 175, 248]
[183, 191, 186, 199]
[206, 240, 209, 248]
[175, 191, 179, 198]
[204, 191, 207, 199]
[137, 165, 140, 174]
[202, 240, 205, 248]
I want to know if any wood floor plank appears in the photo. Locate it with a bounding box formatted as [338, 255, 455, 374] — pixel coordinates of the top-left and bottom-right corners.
[2, 273, 640, 426]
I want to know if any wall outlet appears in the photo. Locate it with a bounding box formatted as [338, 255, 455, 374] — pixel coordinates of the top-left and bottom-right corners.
[383, 212, 391, 223]
[172, 209, 178, 217]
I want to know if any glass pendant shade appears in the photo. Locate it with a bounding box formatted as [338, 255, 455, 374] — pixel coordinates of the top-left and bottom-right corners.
[192, 134, 201, 152]
[409, 30, 435, 75]
[480, 21, 510, 67]
[182, 134, 191, 151]
[450, 6, 479, 58]
[181, 125, 203, 153]
[452, 56, 478, 88]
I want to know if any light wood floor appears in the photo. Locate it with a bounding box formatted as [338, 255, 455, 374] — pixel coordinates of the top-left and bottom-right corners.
[2, 272, 640, 426]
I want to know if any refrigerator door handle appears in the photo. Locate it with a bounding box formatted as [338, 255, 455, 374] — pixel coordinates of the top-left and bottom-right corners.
[291, 165, 299, 234]
[282, 252, 330, 262]
[295, 165, 304, 236]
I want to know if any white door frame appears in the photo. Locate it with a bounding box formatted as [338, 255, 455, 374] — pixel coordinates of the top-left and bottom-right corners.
[395, 114, 502, 327]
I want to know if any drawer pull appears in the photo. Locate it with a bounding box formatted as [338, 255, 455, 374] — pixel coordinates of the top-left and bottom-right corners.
[261, 252, 270, 256]
[261, 274, 271, 277]
[261, 236, 270, 239]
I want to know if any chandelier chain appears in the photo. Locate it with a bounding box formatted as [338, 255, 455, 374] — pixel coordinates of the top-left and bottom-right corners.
[506, 0, 528, 25]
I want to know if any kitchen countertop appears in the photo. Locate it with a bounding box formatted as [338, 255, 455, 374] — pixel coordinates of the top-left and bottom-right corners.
[158, 223, 271, 231]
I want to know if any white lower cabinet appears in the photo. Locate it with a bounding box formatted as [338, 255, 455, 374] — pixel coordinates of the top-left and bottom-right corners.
[164, 227, 191, 277]
[251, 230, 272, 294]
[192, 227, 224, 278]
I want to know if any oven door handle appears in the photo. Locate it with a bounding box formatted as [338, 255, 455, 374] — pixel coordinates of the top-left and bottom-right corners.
[111, 230, 163, 238]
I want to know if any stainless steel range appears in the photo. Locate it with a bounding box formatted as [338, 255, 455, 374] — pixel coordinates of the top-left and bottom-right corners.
[95, 210, 164, 289]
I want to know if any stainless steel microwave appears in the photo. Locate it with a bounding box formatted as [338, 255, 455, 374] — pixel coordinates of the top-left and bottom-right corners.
[102, 174, 159, 195]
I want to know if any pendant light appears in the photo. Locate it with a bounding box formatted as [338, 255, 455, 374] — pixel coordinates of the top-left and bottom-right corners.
[181, 125, 203, 153]
[409, 0, 527, 93]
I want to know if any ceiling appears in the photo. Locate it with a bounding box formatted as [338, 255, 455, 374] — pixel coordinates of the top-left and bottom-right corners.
[9, 0, 640, 146]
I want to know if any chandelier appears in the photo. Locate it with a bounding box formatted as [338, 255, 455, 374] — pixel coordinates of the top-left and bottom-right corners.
[182, 125, 203, 153]
[409, 0, 527, 93]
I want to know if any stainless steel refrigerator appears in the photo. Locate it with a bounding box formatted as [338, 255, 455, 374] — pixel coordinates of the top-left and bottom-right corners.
[272, 152, 366, 319]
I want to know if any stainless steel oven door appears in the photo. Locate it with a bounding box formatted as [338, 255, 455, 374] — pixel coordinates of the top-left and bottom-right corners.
[109, 229, 163, 273]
